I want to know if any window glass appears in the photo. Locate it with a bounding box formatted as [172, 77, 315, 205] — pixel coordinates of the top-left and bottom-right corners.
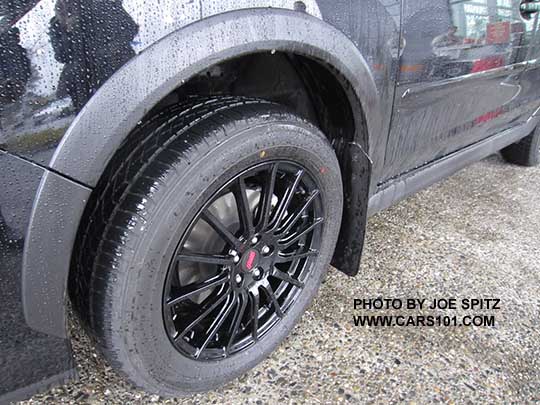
[446, 0, 535, 54]
[424, 0, 537, 72]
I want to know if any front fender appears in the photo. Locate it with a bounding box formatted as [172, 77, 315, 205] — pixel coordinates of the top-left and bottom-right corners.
[24, 8, 381, 337]
[50, 8, 380, 185]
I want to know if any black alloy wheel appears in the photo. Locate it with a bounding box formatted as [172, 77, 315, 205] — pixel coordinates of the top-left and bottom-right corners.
[163, 161, 324, 360]
[71, 97, 343, 396]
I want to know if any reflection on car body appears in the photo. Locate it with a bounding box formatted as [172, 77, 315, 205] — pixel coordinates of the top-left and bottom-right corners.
[0, 0, 539, 402]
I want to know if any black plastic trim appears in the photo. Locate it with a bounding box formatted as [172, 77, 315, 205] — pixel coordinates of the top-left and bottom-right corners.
[368, 116, 540, 216]
[23, 170, 91, 338]
[331, 142, 371, 276]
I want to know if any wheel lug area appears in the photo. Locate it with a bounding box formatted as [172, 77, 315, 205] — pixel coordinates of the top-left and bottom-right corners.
[235, 274, 243, 285]
[253, 268, 263, 280]
[261, 245, 272, 255]
[229, 249, 241, 264]
[251, 235, 259, 245]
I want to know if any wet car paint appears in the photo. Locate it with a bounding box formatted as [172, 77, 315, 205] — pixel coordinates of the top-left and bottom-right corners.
[0, 0, 538, 401]
[0, 0, 400, 180]
[383, 0, 540, 180]
[0, 0, 400, 400]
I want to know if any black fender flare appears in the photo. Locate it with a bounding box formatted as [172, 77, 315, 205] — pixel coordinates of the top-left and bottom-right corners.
[24, 8, 380, 337]
[49, 9, 380, 183]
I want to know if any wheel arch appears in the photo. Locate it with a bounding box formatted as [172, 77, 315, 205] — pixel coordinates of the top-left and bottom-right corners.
[49, 9, 380, 183]
[23, 8, 379, 337]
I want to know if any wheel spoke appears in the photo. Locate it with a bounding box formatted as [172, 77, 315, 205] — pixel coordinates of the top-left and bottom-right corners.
[275, 249, 318, 263]
[177, 252, 234, 266]
[167, 272, 229, 307]
[176, 287, 231, 340]
[165, 161, 325, 360]
[201, 210, 241, 250]
[272, 268, 304, 288]
[249, 291, 260, 341]
[226, 291, 248, 353]
[258, 164, 279, 230]
[270, 169, 304, 230]
[277, 190, 320, 237]
[232, 177, 255, 237]
[279, 218, 324, 249]
[196, 293, 236, 358]
[261, 284, 284, 318]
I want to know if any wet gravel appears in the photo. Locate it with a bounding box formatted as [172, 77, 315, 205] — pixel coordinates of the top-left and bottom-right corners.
[19, 154, 540, 404]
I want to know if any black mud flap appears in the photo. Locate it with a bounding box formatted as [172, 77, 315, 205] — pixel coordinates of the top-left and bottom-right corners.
[331, 142, 371, 276]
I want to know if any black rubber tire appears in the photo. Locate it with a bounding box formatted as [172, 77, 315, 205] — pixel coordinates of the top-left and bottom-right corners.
[70, 97, 343, 396]
[501, 125, 540, 166]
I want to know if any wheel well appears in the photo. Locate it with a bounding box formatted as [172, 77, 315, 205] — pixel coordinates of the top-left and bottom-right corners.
[140, 52, 369, 276]
[148, 52, 359, 157]
[69, 52, 368, 301]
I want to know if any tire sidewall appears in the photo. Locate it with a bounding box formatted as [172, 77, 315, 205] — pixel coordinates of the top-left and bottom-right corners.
[113, 120, 343, 393]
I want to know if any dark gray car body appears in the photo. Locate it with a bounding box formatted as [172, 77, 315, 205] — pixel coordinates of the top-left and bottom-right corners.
[0, 0, 539, 401]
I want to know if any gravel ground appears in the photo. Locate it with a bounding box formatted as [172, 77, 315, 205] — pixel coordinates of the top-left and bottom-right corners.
[19, 154, 540, 404]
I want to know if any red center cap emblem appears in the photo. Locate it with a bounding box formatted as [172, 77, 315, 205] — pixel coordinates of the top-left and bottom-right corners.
[242, 249, 259, 272]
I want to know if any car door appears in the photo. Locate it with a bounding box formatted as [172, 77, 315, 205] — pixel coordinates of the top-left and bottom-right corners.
[382, 0, 539, 180]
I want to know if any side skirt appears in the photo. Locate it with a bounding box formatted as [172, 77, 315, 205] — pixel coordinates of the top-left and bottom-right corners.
[368, 116, 540, 216]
